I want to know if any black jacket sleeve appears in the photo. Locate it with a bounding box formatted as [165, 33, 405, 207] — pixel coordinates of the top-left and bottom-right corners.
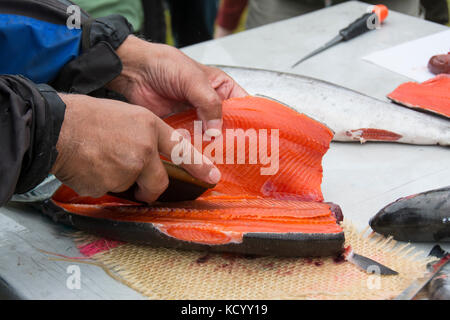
[52, 14, 133, 95]
[0, 75, 65, 206]
[0, 2, 133, 206]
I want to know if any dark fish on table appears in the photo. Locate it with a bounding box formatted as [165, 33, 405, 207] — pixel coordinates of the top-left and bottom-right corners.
[428, 245, 450, 300]
[369, 186, 450, 242]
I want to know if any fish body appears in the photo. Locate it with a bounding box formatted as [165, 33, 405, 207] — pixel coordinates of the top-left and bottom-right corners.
[388, 74, 450, 119]
[217, 66, 450, 146]
[428, 245, 450, 300]
[24, 96, 345, 257]
[370, 186, 450, 242]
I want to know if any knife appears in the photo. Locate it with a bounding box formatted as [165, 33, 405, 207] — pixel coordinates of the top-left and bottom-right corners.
[108, 160, 216, 203]
[343, 246, 399, 276]
[291, 4, 388, 67]
[395, 246, 450, 300]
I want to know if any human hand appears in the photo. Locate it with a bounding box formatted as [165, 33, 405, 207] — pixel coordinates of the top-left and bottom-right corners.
[107, 35, 247, 132]
[51, 94, 221, 203]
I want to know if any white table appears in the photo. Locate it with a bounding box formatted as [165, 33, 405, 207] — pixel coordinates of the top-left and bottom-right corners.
[0, 1, 448, 299]
[183, 1, 450, 252]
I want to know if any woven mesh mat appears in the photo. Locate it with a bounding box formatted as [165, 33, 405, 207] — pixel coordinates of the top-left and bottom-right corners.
[68, 220, 432, 300]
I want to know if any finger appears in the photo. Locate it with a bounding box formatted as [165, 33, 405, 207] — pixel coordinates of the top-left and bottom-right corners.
[155, 117, 221, 185]
[201, 65, 248, 100]
[186, 70, 223, 132]
[215, 79, 248, 101]
[134, 152, 169, 204]
[108, 171, 140, 193]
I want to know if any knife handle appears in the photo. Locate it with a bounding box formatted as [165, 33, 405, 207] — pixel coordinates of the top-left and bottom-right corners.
[339, 12, 374, 41]
[108, 160, 216, 203]
[339, 5, 388, 41]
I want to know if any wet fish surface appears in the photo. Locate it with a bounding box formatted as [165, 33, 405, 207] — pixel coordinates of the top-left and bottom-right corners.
[370, 186, 450, 242]
[217, 65, 450, 146]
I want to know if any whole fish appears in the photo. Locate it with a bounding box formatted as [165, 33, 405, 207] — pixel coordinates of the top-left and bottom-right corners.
[217, 66, 450, 146]
[428, 245, 450, 300]
[369, 186, 450, 242]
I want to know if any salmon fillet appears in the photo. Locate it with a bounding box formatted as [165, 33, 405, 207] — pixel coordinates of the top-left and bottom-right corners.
[388, 74, 450, 119]
[47, 96, 343, 255]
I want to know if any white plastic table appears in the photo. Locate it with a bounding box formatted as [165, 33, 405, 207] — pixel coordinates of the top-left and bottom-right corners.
[0, 1, 448, 299]
[182, 1, 450, 252]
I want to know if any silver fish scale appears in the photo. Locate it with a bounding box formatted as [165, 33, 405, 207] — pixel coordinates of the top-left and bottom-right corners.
[217, 66, 450, 146]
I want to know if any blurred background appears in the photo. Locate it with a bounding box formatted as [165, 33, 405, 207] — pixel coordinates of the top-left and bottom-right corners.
[72, 0, 450, 47]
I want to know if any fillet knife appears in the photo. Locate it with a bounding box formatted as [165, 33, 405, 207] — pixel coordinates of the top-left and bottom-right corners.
[395, 246, 450, 300]
[108, 160, 216, 203]
[344, 246, 398, 276]
[291, 4, 389, 68]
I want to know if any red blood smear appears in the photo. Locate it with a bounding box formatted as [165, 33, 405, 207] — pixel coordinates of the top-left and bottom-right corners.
[432, 254, 450, 272]
[346, 128, 402, 141]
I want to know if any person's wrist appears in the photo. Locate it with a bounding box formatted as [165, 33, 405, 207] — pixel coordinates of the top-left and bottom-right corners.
[50, 93, 79, 176]
[107, 35, 154, 97]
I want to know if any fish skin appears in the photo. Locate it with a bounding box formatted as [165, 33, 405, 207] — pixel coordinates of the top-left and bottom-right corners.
[216, 65, 450, 146]
[370, 186, 450, 242]
[428, 245, 450, 300]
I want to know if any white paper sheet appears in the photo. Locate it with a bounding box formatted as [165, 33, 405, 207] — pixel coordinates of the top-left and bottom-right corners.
[363, 30, 450, 82]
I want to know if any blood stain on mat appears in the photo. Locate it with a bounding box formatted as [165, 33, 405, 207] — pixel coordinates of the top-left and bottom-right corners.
[221, 252, 241, 261]
[314, 260, 324, 267]
[196, 254, 211, 264]
[333, 254, 346, 264]
[77, 238, 124, 257]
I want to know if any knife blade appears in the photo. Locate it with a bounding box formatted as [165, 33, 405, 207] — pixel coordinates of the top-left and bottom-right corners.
[395, 248, 450, 300]
[344, 246, 399, 276]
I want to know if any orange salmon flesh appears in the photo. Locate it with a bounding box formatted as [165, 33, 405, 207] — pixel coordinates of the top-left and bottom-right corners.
[52, 96, 342, 246]
[388, 74, 450, 119]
